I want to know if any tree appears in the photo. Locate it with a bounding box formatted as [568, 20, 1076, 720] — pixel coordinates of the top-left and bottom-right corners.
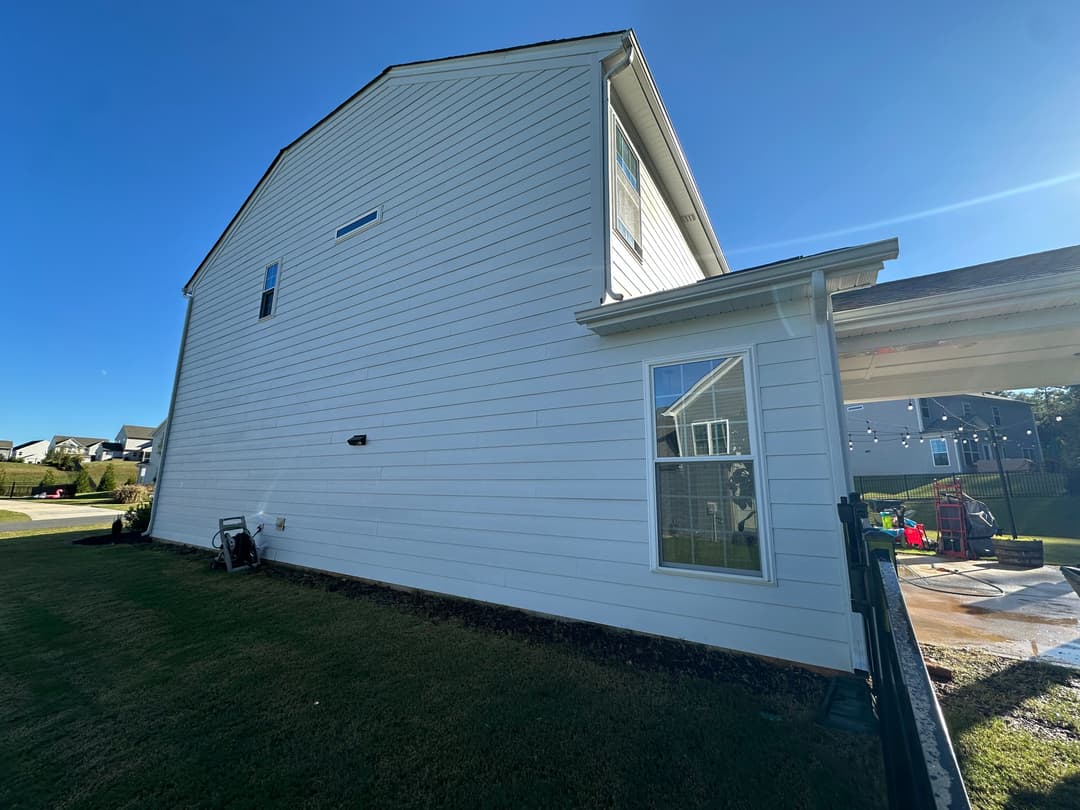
[97, 463, 118, 493]
[40, 469, 57, 487]
[1006, 386, 1080, 470]
[74, 468, 94, 494]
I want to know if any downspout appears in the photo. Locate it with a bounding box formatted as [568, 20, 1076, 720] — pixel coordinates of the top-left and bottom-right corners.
[599, 37, 634, 304]
[812, 269, 867, 672]
[145, 291, 193, 537]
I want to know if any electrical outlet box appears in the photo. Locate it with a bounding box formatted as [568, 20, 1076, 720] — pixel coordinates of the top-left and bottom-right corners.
[275, 517, 286, 531]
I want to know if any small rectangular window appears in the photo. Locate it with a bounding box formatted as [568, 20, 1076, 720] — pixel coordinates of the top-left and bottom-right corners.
[919, 400, 931, 422]
[962, 401, 974, 419]
[992, 406, 1001, 426]
[259, 261, 279, 319]
[930, 438, 949, 467]
[336, 207, 381, 241]
[613, 126, 642, 254]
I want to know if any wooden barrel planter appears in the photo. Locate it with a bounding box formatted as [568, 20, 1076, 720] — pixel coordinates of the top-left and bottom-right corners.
[992, 539, 1044, 568]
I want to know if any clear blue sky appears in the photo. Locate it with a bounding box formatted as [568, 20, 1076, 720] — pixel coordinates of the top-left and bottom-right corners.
[3, 1, 1079, 445]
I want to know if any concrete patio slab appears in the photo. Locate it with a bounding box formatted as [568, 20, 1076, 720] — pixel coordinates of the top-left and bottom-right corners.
[899, 553, 1080, 669]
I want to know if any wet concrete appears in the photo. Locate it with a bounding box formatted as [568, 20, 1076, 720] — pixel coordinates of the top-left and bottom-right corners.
[899, 553, 1080, 669]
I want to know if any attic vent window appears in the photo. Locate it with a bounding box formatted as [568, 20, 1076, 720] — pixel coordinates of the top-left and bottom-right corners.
[336, 207, 381, 241]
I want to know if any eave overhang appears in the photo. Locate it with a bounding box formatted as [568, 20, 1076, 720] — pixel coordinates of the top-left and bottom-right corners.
[576, 238, 898, 335]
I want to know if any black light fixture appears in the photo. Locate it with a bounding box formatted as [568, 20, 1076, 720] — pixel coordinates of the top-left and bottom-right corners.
[346, 434, 368, 446]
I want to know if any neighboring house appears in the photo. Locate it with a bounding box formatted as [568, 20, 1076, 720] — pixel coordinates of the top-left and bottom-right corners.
[150, 30, 895, 674]
[49, 435, 107, 460]
[139, 420, 167, 483]
[95, 442, 125, 461]
[844, 394, 1043, 477]
[116, 425, 156, 462]
[0, 440, 12, 461]
[13, 439, 49, 463]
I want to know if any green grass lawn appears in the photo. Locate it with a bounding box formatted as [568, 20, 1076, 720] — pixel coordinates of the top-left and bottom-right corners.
[924, 645, 1080, 810]
[0, 509, 30, 523]
[0, 460, 140, 488]
[920, 532, 1080, 566]
[0, 528, 885, 809]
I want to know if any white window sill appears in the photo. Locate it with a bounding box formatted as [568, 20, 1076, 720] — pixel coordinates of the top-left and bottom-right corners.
[650, 563, 776, 587]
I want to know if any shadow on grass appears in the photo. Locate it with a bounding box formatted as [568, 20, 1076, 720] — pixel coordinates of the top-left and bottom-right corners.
[1005, 769, 1080, 810]
[936, 656, 1078, 738]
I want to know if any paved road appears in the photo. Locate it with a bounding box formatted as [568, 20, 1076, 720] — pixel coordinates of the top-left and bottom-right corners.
[0, 498, 117, 535]
[0, 516, 116, 534]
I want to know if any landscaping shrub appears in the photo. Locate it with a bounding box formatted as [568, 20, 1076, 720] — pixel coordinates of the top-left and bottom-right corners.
[97, 463, 117, 492]
[124, 500, 152, 533]
[39, 469, 57, 487]
[125, 474, 137, 485]
[114, 484, 152, 504]
[74, 468, 94, 494]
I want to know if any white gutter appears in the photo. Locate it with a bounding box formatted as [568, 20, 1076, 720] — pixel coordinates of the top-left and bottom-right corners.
[577, 238, 897, 334]
[599, 37, 634, 304]
[145, 292, 193, 537]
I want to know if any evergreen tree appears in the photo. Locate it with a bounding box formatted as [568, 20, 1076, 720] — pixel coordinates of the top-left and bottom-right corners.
[40, 469, 57, 487]
[97, 463, 118, 492]
[74, 468, 94, 494]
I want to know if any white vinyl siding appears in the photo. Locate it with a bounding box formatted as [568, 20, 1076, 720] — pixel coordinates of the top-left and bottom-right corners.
[608, 107, 705, 299]
[153, 44, 855, 672]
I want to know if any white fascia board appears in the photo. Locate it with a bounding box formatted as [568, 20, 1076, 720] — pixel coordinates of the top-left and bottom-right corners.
[387, 33, 627, 80]
[834, 268, 1080, 339]
[577, 238, 897, 335]
[612, 31, 728, 277]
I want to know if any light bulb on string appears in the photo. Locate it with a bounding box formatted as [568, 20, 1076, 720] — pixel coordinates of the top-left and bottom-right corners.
[907, 399, 914, 411]
[873, 431, 879, 444]
[866, 420, 873, 434]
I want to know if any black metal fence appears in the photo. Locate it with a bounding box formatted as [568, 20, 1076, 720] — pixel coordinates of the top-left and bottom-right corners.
[1, 483, 75, 499]
[855, 471, 1070, 501]
[837, 493, 971, 810]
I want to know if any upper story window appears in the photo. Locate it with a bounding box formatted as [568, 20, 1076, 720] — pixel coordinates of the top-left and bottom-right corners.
[919, 399, 931, 422]
[259, 261, 280, 319]
[613, 126, 642, 255]
[992, 406, 1002, 426]
[930, 438, 950, 467]
[962, 400, 974, 419]
[651, 354, 761, 577]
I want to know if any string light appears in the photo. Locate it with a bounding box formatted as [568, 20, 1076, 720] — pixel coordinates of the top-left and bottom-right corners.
[907, 399, 914, 411]
[866, 420, 873, 434]
[873, 431, 879, 444]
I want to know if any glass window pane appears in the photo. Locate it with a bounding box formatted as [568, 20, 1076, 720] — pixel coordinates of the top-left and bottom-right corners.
[264, 263, 278, 291]
[656, 460, 759, 574]
[653, 356, 749, 458]
[259, 289, 274, 319]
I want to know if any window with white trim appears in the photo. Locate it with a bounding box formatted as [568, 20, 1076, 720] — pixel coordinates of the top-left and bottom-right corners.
[336, 207, 381, 241]
[259, 260, 280, 319]
[652, 355, 759, 576]
[930, 438, 950, 467]
[613, 126, 642, 254]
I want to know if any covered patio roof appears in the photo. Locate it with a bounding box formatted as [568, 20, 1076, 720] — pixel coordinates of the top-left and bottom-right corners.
[833, 245, 1080, 401]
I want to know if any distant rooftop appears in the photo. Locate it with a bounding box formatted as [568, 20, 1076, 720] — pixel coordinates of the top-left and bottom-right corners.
[121, 425, 157, 440]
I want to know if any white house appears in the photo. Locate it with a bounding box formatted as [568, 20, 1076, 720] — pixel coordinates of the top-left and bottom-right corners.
[139, 420, 168, 483]
[150, 30, 905, 673]
[0, 440, 12, 461]
[49, 435, 107, 460]
[13, 439, 49, 463]
[116, 425, 156, 462]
